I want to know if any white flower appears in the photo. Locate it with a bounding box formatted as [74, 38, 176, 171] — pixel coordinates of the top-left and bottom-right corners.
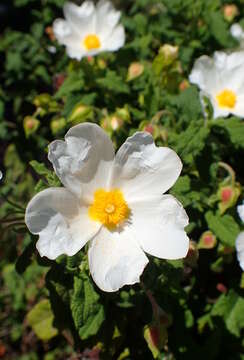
[236, 232, 244, 270]
[237, 201, 244, 222]
[25, 123, 189, 292]
[230, 23, 244, 43]
[189, 51, 244, 119]
[53, 0, 125, 60]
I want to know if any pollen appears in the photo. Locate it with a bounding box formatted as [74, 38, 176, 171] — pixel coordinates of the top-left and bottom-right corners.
[83, 34, 101, 50]
[216, 89, 236, 109]
[88, 189, 130, 229]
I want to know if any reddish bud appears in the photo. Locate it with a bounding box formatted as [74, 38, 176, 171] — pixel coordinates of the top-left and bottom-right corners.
[223, 4, 239, 22]
[221, 187, 233, 203]
[45, 26, 55, 41]
[216, 283, 228, 294]
[179, 79, 189, 92]
[198, 231, 217, 249]
[144, 124, 154, 135]
[53, 74, 66, 91]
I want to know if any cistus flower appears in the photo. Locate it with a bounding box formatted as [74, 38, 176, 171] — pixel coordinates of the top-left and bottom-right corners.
[237, 201, 244, 222]
[25, 123, 189, 292]
[53, 1, 125, 60]
[189, 51, 244, 119]
[230, 23, 244, 43]
[236, 232, 244, 270]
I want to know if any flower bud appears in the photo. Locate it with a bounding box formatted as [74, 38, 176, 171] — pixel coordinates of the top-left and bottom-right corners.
[68, 103, 93, 125]
[144, 323, 168, 359]
[184, 240, 199, 267]
[53, 73, 66, 91]
[110, 116, 124, 131]
[159, 44, 179, 63]
[198, 231, 217, 249]
[97, 58, 107, 69]
[45, 26, 55, 41]
[216, 283, 227, 294]
[223, 4, 239, 22]
[23, 116, 40, 138]
[115, 106, 130, 122]
[179, 79, 190, 92]
[127, 62, 144, 81]
[50, 118, 66, 135]
[218, 184, 241, 214]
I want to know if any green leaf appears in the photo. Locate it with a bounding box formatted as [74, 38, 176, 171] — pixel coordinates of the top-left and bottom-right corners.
[27, 299, 58, 340]
[205, 211, 240, 247]
[71, 276, 105, 340]
[29, 160, 60, 187]
[169, 122, 209, 164]
[97, 70, 130, 94]
[212, 118, 244, 149]
[55, 71, 85, 99]
[212, 290, 244, 337]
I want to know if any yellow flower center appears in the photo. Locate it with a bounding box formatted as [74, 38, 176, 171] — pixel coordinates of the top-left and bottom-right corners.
[88, 189, 130, 229]
[83, 34, 101, 50]
[216, 89, 236, 109]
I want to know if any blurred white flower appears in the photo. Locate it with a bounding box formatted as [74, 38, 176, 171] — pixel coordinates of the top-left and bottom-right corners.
[230, 23, 244, 43]
[53, 0, 125, 60]
[236, 232, 244, 270]
[0, 170, 2, 181]
[237, 201, 244, 222]
[189, 51, 244, 119]
[25, 123, 189, 292]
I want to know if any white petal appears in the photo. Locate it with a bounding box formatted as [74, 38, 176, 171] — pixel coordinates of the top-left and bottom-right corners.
[189, 55, 220, 93]
[48, 123, 115, 200]
[231, 24, 244, 40]
[109, 132, 182, 201]
[232, 94, 244, 118]
[88, 227, 149, 292]
[102, 25, 125, 52]
[25, 188, 100, 260]
[128, 195, 189, 259]
[236, 232, 244, 270]
[95, 0, 121, 40]
[237, 203, 244, 222]
[64, 1, 95, 34]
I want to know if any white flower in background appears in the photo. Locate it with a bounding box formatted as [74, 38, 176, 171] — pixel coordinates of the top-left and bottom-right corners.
[25, 123, 189, 292]
[236, 202, 244, 270]
[53, 0, 125, 60]
[237, 201, 244, 222]
[236, 232, 244, 270]
[230, 23, 244, 44]
[189, 51, 244, 119]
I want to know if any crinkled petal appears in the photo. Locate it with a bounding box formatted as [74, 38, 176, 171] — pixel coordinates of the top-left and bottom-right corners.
[53, 19, 85, 60]
[189, 55, 221, 94]
[232, 94, 244, 118]
[48, 123, 115, 200]
[96, 0, 121, 40]
[214, 51, 244, 70]
[109, 132, 182, 201]
[128, 195, 189, 259]
[102, 25, 125, 52]
[236, 232, 244, 270]
[64, 1, 95, 34]
[25, 188, 100, 260]
[88, 227, 149, 292]
[237, 203, 244, 222]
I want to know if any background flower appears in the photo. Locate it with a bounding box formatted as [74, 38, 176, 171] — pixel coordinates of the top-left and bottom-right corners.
[53, 0, 125, 60]
[189, 51, 244, 119]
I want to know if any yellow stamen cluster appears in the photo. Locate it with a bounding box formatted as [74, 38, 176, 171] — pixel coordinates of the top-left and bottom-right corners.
[88, 189, 130, 229]
[83, 34, 101, 50]
[216, 89, 236, 109]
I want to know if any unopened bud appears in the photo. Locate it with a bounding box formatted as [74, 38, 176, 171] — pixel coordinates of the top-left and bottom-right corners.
[198, 231, 217, 249]
[179, 79, 190, 92]
[184, 240, 199, 267]
[68, 103, 93, 124]
[216, 283, 227, 294]
[218, 184, 240, 214]
[97, 58, 107, 69]
[223, 4, 239, 22]
[159, 44, 178, 62]
[110, 116, 123, 131]
[127, 62, 144, 81]
[45, 26, 55, 41]
[23, 116, 40, 138]
[50, 118, 66, 135]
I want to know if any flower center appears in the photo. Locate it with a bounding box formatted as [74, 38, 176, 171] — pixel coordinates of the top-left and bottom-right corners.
[216, 89, 236, 109]
[83, 34, 101, 50]
[88, 189, 130, 229]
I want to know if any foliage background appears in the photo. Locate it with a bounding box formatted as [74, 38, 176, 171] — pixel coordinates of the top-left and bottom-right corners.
[1, 0, 244, 358]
